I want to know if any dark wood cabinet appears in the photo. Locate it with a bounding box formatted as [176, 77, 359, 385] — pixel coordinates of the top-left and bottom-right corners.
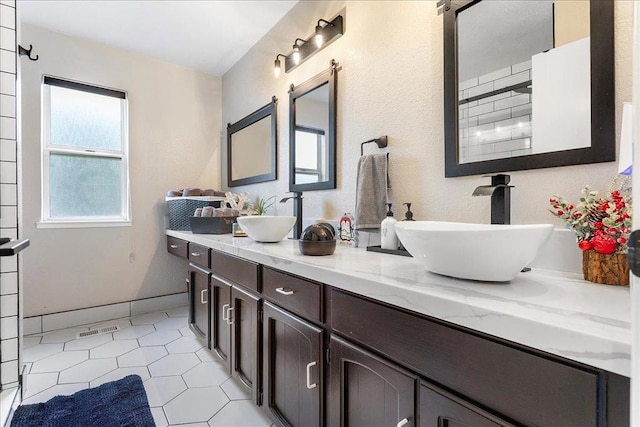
[231, 285, 261, 404]
[329, 335, 415, 427]
[419, 382, 512, 427]
[188, 263, 210, 344]
[263, 301, 323, 427]
[211, 274, 232, 373]
[167, 236, 188, 259]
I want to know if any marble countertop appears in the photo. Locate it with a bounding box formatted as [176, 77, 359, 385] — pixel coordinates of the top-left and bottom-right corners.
[167, 230, 631, 377]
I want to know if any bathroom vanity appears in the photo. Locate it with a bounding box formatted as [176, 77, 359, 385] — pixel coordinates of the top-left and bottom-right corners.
[167, 231, 630, 427]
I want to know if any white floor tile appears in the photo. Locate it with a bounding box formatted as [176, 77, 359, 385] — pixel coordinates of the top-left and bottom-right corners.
[143, 376, 187, 407]
[166, 306, 189, 318]
[23, 372, 58, 398]
[183, 362, 230, 388]
[138, 329, 182, 347]
[150, 407, 169, 427]
[58, 358, 117, 384]
[164, 387, 229, 425]
[90, 339, 138, 359]
[179, 325, 195, 337]
[209, 399, 272, 427]
[118, 346, 167, 367]
[131, 312, 168, 326]
[113, 324, 156, 340]
[30, 351, 88, 374]
[166, 336, 204, 354]
[90, 318, 132, 331]
[64, 333, 112, 351]
[90, 367, 151, 388]
[22, 336, 42, 349]
[153, 316, 188, 330]
[220, 376, 251, 400]
[22, 343, 63, 363]
[40, 327, 89, 344]
[22, 383, 88, 405]
[196, 348, 219, 363]
[148, 353, 200, 377]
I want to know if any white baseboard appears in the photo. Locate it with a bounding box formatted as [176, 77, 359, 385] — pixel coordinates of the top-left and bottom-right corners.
[24, 292, 188, 334]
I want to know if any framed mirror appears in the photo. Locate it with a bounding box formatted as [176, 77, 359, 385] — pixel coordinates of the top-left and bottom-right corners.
[444, 0, 614, 177]
[289, 60, 337, 191]
[227, 97, 277, 187]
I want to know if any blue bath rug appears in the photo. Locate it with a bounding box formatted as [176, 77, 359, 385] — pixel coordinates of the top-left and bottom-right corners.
[10, 374, 154, 427]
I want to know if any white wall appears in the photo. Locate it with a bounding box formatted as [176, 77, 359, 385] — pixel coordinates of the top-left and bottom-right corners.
[20, 24, 222, 317]
[222, 1, 633, 229]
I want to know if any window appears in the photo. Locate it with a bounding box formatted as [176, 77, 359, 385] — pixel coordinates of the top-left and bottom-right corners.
[41, 77, 130, 227]
[294, 126, 326, 184]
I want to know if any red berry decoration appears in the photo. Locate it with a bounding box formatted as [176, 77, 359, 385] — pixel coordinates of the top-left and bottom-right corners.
[578, 240, 593, 251]
[593, 234, 617, 255]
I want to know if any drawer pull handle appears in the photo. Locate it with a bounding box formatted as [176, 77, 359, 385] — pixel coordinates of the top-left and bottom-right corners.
[222, 304, 229, 321]
[306, 361, 317, 389]
[191, 252, 201, 257]
[397, 418, 409, 427]
[170, 244, 179, 249]
[200, 289, 207, 305]
[275, 287, 295, 296]
[227, 307, 234, 325]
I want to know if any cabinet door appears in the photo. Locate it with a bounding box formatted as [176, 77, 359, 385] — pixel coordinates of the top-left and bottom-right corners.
[329, 335, 416, 427]
[419, 382, 513, 427]
[188, 264, 210, 344]
[211, 275, 232, 373]
[230, 285, 261, 405]
[263, 301, 323, 427]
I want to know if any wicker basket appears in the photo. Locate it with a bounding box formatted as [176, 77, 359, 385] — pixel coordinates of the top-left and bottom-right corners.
[166, 197, 224, 230]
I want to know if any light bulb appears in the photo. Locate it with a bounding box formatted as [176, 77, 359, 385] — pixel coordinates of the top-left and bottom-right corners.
[274, 58, 281, 78]
[292, 45, 300, 65]
[315, 25, 323, 48]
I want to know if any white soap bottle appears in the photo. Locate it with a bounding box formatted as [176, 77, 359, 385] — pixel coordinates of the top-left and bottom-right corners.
[380, 203, 398, 250]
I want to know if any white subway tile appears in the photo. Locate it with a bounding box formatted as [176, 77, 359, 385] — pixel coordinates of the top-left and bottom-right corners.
[42, 302, 130, 332]
[459, 77, 478, 91]
[512, 59, 532, 74]
[468, 122, 495, 135]
[0, 271, 16, 295]
[478, 152, 507, 161]
[511, 103, 532, 118]
[0, 94, 14, 117]
[511, 124, 532, 139]
[1, 254, 17, 272]
[0, 27, 15, 52]
[0, 5, 15, 29]
[0, 72, 14, 96]
[477, 108, 511, 126]
[0, 49, 14, 73]
[468, 143, 495, 157]
[0, 139, 15, 162]
[0, 315, 16, 338]
[0, 183, 15, 205]
[511, 148, 533, 157]
[463, 81, 494, 100]
[467, 102, 493, 118]
[0, 1, 16, 8]
[0, 337, 16, 361]
[495, 115, 530, 130]
[0, 293, 17, 317]
[478, 66, 511, 85]
[130, 293, 188, 316]
[477, 91, 510, 106]
[0, 228, 15, 240]
[478, 128, 512, 145]
[0, 360, 18, 384]
[0, 206, 16, 228]
[0, 116, 14, 139]
[494, 93, 530, 111]
[0, 160, 15, 183]
[494, 137, 531, 153]
[23, 316, 42, 335]
[494, 70, 530, 91]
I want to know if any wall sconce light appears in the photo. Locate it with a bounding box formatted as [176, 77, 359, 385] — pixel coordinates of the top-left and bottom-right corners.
[274, 54, 286, 78]
[271, 13, 344, 77]
[314, 19, 334, 48]
[292, 38, 305, 65]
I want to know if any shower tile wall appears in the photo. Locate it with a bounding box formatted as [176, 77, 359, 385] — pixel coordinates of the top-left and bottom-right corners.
[0, 0, 20, 391]
[458, 59, 533, 163]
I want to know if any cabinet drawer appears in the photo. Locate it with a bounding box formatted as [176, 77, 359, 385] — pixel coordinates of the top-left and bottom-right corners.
[263, 267, 321, 323]
[188, 243, 210, 269]
[211, 250, 259, 292]
[330, 289, 599, 427]
[167, 236, 188, 259]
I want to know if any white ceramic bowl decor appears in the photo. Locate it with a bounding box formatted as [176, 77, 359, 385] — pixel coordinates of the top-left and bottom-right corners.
[236, 215, 297, 243]
[395, 221, 554, 282]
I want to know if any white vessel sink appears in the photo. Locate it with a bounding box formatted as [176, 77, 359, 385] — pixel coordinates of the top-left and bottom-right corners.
[395, 221, 554, 282]
[236, 215, 296, 243]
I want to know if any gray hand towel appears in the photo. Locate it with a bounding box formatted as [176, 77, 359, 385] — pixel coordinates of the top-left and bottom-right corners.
[355, 154, 389, 230]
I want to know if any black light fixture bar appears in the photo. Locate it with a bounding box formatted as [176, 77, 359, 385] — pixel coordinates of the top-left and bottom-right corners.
[284, 14, 344, 74]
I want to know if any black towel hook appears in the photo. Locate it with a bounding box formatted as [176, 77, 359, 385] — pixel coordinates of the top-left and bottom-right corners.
[360, 135, 388, 156]
[18, 44, 38, 61]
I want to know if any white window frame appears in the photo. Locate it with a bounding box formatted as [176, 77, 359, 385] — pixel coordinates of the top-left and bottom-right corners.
[39, 76, 131, 228]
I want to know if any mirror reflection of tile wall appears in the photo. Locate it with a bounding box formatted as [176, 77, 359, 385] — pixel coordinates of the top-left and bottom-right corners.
[0, 0, 20, 392]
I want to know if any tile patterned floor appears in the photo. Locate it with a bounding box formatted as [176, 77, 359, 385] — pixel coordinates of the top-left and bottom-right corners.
[22, 306, 275, 427]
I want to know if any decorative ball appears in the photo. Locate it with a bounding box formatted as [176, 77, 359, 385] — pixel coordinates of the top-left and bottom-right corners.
[299, 223, 336, 256]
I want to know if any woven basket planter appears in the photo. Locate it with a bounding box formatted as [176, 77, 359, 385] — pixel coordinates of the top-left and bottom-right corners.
[582, 250, 629, 286]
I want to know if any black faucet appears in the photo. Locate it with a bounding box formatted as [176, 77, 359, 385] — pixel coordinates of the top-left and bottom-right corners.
[279, 191, 303, 239]
[472, 174, 513, 224]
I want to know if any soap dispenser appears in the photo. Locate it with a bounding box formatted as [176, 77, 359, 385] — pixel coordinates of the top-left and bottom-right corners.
[381, 203, 398, 250]
[398, 203, 415, 251]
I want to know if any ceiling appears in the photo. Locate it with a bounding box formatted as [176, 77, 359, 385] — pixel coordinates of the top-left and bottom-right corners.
[19, 1, 298, 76]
